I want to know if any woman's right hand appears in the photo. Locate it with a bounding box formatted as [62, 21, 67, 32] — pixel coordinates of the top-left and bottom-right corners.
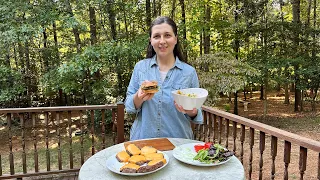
[136, 87, 155, 101]
[133, 82, 155, 109]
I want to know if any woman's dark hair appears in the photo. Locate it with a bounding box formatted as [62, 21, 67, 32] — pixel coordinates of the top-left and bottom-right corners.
[146, 16, 185, 62]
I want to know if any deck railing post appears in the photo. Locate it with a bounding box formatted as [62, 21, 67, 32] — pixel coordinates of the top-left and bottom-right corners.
[117, 102, 125, 143]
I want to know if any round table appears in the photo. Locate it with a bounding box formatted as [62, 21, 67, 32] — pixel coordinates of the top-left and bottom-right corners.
[79, 138, 245, 180]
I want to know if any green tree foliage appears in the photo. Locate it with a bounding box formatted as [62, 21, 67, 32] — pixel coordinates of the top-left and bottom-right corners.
[0, 66, 25, 106]
[192, 52, 259, 105]
[41, 35, 147, 105]
[0, 0, 319, 113]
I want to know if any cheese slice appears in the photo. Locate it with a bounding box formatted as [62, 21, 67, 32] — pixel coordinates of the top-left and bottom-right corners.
[128, 155, 147, 164]
[116, 151, 130, 162]
[141, 146, 157, 155]
[144, 153, 164, 161]
[126, 144, 141, 155]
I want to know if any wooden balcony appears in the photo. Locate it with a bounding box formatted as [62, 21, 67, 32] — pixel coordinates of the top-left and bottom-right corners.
[0, 104, 319, 179]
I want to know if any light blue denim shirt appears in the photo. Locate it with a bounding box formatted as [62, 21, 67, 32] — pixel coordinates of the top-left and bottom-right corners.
[125, 56, 203, 140]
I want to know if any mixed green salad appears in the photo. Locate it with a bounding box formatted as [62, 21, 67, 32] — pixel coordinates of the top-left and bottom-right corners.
[193, 143, 234, 164]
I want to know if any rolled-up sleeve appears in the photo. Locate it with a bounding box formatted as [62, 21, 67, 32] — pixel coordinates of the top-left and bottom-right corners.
[124, 64, 140, 114]
[186, 69, 203, 124]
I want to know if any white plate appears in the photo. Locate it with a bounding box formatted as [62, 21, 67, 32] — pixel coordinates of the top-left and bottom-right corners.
[106, 151, 169, 176]
[172, 143, 232, 167]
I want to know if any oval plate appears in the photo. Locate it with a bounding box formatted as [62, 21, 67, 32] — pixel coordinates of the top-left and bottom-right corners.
[172, 143, 232, 167]
[106, 151, 169, 176]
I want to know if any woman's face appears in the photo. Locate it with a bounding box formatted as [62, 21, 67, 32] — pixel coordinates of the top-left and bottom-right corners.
[150, 23, 177, 59]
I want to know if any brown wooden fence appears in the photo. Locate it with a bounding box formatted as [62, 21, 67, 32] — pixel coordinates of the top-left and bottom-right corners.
[0, 103, 319, 179]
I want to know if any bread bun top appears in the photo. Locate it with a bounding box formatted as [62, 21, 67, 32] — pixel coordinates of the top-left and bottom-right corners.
[141, 81, 158, 88]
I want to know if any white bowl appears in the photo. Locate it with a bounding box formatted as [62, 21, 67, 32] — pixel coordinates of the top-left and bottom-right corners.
[172, 88, 208, 110]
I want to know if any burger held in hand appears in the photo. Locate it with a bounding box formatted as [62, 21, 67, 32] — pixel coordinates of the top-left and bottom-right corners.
[141, 81, 159, 93]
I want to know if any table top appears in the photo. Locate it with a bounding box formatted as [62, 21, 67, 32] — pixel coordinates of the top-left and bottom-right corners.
[79, 138, 245, 180]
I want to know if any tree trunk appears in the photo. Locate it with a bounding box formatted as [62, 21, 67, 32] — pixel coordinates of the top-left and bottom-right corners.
[170, 0, 176, 19]
[18, 42, 25, 74]
[292, 0, 301, 112]
[53, 22, 58, 48]
[284, 82, 290, 104]
[290, 83, 295, 92]
[13, 44, 18, 69]
[42, 27, 49, 71]
[153, 0, 157, 17]
[312, 0, 317, 58]
[260, 85, 264, 100]
[243, 85, 247, 101]
[121, 1, 129, 39]
[300, 90, 304, 111]
[89, 6, 97, 45]
[276, 70, 281, 92]
[311, 89, 317, 111]
[107, 0, 125, 99]
[146, 0, 151, 27]
[5, 46, 10, 67]
[280, 0, 290, 105]
[234, 92, 238, 115]
[179, 0, 187, 62]
[204, 3, 211, 54]
[52, 22, 60, 66]
[66, 0, 81, 53]
[263, 73, 268, 118]
[233, 0, 240, 114]
[158, 0, 161, 16]
[200, 31, 203, 56]
[311, 0, 317, 111]
[307, 0, 312, 26]
[107, 0, 117, 40]
[24, 40, 31, 105]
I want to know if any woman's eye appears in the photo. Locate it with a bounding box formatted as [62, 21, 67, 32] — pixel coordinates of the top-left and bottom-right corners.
[153, 35, 160, 38]
[165, 34, 171, 37]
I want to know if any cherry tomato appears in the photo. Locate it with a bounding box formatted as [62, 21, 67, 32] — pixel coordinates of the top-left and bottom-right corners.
[194, 142, 213, 152]
[194, 144, 205, 152]
[204, 142, 212, 149]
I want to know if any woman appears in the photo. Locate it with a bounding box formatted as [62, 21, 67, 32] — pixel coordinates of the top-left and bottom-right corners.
[125, 16, 203, 140]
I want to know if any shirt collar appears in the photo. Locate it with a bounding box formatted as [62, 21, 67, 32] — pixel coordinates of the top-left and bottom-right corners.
[150, 55, 183, 70]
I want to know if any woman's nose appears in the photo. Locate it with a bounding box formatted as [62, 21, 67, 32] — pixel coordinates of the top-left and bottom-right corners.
[159, 36, 166, 44]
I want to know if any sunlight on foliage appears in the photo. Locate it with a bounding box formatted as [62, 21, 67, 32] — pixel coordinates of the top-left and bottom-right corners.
[192, 52, 259, 105]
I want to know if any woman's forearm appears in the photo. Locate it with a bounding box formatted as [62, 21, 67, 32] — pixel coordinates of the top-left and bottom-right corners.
[133, 92, 144, 110]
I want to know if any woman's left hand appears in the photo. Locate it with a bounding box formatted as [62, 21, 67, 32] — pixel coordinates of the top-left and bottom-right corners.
[174, 101, 198, 118]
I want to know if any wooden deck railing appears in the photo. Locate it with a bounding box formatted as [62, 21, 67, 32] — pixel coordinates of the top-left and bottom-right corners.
[193, 106, 320, 180]
[0, 103, 124, 179]
[0, 104, 319, 179]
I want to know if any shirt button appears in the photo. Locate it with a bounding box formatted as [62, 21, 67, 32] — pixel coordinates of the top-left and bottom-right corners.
[157, 128, 160, 131]
[158, 112, 160, 116]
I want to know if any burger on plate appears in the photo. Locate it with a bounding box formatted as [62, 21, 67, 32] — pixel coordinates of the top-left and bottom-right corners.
[141, 81, 159, 93]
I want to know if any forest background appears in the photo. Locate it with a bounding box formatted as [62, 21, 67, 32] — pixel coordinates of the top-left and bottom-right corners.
[0, 0, 319, 117]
